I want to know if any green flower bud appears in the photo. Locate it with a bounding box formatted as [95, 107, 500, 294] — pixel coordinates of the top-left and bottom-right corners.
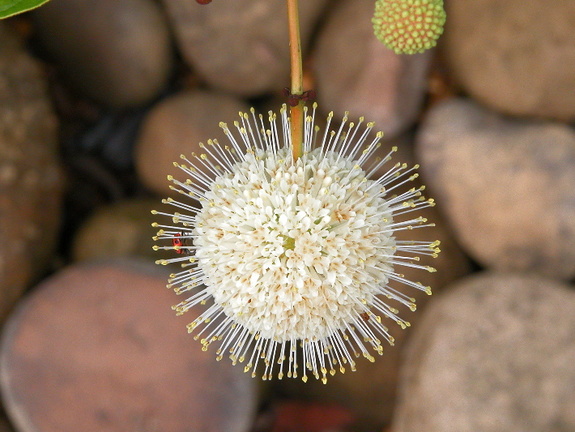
[372, 0, 446, 55]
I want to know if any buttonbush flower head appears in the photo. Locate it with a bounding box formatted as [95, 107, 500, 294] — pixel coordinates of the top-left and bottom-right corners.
[373, 0, 446, 54]
[153, 104, 439, 383]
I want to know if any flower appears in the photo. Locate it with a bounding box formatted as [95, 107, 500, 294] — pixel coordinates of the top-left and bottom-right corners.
[153, 104, 439, 383]
[372, 0, 446, 55]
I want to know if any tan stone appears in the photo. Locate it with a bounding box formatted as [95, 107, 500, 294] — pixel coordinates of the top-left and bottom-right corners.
[394, 272, 575, 432]
[135, 89, 250, 196]
[417, 97, 575, 280]
[163, 0, 329, 96]
[444, 0, 575, 120]
[71, 198, 168, 263]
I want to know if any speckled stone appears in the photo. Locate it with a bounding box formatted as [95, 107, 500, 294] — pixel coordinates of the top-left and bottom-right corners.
[417, 97, 575, 280]
[443, 0, 575, 120]
[394, 272, 575, 432]
[0, 23, 62, 323]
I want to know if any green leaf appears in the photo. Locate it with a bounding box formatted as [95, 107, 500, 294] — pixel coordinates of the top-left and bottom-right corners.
[0, 0, 50, 19]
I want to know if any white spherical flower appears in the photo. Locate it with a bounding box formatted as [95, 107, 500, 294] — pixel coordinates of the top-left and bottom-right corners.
[153, 104, 439, 383]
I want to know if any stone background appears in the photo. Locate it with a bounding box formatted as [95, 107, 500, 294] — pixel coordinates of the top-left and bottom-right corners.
[0, 0, 574, 431]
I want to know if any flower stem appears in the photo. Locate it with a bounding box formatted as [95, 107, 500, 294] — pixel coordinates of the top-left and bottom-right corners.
[287, 0, 304, 161]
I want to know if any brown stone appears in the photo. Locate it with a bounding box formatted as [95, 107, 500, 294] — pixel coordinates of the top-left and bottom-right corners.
[33, 0, 173, 108]
[417, 97, 575, 280]
[394, 272, 575, 432]
[443, 0, 575, 120]
[0, 23, 62, 323]
[313, 0, 433, 139]
[0, 260, 257, 432]
[135, 89, 250, 196]
[163, 0, 329, 96]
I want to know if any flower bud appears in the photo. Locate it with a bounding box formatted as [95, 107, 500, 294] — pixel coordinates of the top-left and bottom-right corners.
[372, 0, 446, 55]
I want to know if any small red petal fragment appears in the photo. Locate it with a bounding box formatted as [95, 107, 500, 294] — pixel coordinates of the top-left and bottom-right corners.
[196, 0, 212, 4]
[172, 233, 184, 254]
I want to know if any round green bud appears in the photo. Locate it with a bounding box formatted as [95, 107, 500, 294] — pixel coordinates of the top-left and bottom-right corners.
[372, 0, 446, 55]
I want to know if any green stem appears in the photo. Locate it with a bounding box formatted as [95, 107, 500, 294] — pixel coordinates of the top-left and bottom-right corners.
[287, 0, 304, 161]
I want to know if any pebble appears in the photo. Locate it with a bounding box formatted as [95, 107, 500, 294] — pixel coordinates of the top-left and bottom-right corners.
[163, 0, 329, 96]
[443, 0, 575, 120]
[0, 260, 258, 432]
[276, 136, 472, 431]
[417, 97, 575, 280]
[393, 272, 575, 432]
[313, 0, 433, 139]
[0, 23, 62, 323]
[135, 89, 249, 196]
[32, 0, 173, 108]
[71, 198, 167, 263]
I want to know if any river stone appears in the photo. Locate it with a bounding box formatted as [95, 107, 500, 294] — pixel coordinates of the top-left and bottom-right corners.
[275, 136, 472, 431]
[135, 90, 250, 197]
[0, 23, 62, 323]
[162, 0, 329, 96]
[0, 260, 257, 432]
[33, 0, 173, 108]
[313, 0, 433, 139]
[417, 97, 575, 280]
[71, 198, 169, 263]
[443, 0, 575, 120]
[394, 272, 575, 432]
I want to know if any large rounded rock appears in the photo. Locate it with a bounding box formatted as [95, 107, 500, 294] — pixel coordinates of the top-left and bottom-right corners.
[33, 0, 173, 108]
[443, 0, 575, 120]
[162, 0, 329, 96]
[0, 260, 257, 432]
[394, 272, 575, 432]
[135, 90, 250, 196]
[0, 23, 62, 323]
[417, 97, 575, 280]
[313, 0, 433, 139]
